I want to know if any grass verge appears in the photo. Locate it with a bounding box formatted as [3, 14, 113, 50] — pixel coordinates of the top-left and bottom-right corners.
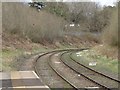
[71, 48, 119, 79]
[2, 49, 24, 71]
[2, 45, 53, 71]
[2, 43, 73, 71]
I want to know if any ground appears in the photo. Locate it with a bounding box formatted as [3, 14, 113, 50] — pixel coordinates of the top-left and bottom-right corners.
[2, 31, 118, 73]
[2, 32, 50, 71]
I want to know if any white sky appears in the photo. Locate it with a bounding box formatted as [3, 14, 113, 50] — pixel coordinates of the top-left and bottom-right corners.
[21, 0, 117, 6]
[60, 0, 117, 6]
[94, 0, 117, 6]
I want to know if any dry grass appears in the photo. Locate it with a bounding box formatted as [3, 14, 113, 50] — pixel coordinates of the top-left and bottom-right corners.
[2, 2, 65, 43]
[79, 32, 101, 43]
[102, 9, 118, 47]
[95, 9, 118, 60]
[93, 45, 118, 60]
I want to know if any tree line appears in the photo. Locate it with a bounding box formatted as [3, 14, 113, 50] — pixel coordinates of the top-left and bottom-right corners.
[44, 2, 116, 32]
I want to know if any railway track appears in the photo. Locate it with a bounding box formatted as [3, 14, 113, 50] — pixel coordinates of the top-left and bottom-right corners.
[48, 52, 79, 89]
[34, 49, 81, 89]
[69, 51, 120, 83]
[60, 51, 119, 90]
[34, 49, 119, 90]
[49, 52, 103, 90]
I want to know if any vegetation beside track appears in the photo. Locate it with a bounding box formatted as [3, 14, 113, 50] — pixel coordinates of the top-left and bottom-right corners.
[2, 49, 23, 71]
[2, 43, 79, 71]
[2, 45, 52, 71]
[71, 49, 119, 79]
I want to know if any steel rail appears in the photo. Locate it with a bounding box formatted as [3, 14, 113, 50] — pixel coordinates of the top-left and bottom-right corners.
[48, 52, 78, 90]
[69, 52, 120, 83]
[34, 48, 86, 89]
[60, 51, 111, 90]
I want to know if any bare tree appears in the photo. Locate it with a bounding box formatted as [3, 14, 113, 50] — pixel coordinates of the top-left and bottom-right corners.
[64, 2, 100, 24]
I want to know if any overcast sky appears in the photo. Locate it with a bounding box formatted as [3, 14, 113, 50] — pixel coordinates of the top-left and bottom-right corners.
[22, 0, 117, 6]
[62, 0, 117, 6]
[95, 0, 116, 6]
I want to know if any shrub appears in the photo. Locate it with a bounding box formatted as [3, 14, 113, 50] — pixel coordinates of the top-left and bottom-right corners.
[102, 9, 118, 47]
[80, 32, 101, 43]
[2, 2, 65, 43]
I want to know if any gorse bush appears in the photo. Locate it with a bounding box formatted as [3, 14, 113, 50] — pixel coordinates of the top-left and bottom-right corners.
[102, 8, 118, 47]
[2, 2, 65, 43]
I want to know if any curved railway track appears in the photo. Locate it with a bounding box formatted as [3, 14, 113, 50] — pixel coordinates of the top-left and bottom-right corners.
[69, 51, 120, 83]
[49, 52, 104, 90]
[34, 49, 119, 90]
[60, 51, 119, 90]
[48, 52, 78, 89]
[34, 49, 82, 89]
